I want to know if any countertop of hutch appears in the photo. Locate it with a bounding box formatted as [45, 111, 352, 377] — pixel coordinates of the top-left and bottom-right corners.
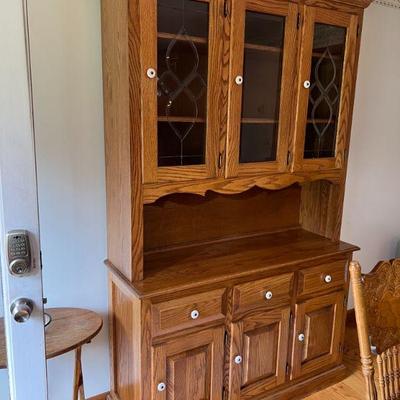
[108, 229, 359, 299]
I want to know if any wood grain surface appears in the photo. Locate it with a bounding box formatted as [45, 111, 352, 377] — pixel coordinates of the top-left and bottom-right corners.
[0, 308, 102, 369]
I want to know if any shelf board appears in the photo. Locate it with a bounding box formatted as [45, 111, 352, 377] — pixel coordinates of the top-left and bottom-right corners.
[158, 116, 206, 123]
[158, 32, 208, 45]
[244, 43, 283, 53]
[124, 228, 359, 298]
[241, 118, 278, 124]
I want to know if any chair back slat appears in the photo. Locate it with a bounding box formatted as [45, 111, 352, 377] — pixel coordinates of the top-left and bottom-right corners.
[393, 346, 400, 398]
[377, 354, 387, 399]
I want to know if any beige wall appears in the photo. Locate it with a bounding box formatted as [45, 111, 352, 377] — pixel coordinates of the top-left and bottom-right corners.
[342, 2, 400, 272]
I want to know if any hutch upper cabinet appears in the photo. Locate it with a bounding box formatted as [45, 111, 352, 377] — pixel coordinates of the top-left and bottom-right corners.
[292, 6, 359, 172]
[226, 0, 297, 177]
[142, 0, 225, 184]
[101, 0, 372, 399]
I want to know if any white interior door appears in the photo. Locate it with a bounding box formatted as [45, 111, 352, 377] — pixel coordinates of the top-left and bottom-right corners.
[0, 0, 48, 399]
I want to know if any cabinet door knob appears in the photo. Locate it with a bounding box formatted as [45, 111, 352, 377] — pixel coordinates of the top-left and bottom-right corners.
[265, 291, 273, 300]
[235, 75, 243, 85]
[324, 274, 332, 283]
[234, 355, 243, 364]
[146, 68, 157, 79]
[298, 333, 305, 342]
[303, 80, 311, 89]
[190, 309, 200, 320]
[157, 382, 166, 392]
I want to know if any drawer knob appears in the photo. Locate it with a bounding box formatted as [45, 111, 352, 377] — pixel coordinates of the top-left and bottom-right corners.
[157, 382, 166, 392]
[146, 68, 157, 79]
[265, 291, 273, 300]
[324, 275, 332, 283]
[235, 75, 243, 85]
[190, 310, 200, 320]
[303, 80, 311, 89]
[234, 355, 243, 364]
[298, 333, 305, 342]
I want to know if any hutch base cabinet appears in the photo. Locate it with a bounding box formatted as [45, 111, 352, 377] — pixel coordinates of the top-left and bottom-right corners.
[101, 0, 372, 399]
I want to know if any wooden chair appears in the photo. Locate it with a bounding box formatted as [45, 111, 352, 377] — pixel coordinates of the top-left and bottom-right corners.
[350, 259, 400, 400]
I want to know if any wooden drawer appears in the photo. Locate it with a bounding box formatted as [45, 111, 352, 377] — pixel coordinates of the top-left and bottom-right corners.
[297, 260, 347, 297]
[151, 288, 225, 337]
[233, 273, 294, 316]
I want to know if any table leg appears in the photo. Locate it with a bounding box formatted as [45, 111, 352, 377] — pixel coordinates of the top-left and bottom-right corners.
[73, 346, 85, 400]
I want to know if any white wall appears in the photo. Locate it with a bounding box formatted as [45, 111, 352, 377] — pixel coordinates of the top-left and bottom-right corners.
[0, 1, 109, 399]
[0, 1, 399, 399]
[342, 2, 400, 272]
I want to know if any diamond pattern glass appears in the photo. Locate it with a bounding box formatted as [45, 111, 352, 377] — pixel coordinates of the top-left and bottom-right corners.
[304, 23, 347, 159]
[157, 0, 209, 167]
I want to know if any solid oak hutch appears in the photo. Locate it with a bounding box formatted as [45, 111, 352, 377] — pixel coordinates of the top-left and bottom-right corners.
[101, 0, 372, 399]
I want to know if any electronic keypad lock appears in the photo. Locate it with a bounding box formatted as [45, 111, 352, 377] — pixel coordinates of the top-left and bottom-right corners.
[6, 230, 32, 276]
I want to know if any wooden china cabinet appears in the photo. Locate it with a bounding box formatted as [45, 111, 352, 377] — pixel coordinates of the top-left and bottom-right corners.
[101, 0, 372, 399]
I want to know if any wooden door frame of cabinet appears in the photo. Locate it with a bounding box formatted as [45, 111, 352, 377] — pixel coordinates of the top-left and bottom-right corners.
[225, 0, 298, 178]
[141, 0, 225, 184]
[152, 326, 225, 399]
[290, 290, 345, 380]
[291, 6, 359, 172]
[228, 307, 291, 399]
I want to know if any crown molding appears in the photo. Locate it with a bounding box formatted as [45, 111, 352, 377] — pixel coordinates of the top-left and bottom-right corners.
[374, 0, 400, 8]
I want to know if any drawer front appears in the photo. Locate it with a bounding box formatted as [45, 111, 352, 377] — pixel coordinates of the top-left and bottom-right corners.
[152, 288, 225, 337]
[297, 260, 347, 296]
[233, 273, 294, 316]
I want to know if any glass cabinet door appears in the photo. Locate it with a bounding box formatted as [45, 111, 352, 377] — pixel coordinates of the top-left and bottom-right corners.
[142, 0, 223, 183]
[293, 7, 359, 171]
[226, 1, 298, 178]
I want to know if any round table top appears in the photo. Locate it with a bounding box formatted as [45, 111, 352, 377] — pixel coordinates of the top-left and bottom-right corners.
[0, 307, 103, 369]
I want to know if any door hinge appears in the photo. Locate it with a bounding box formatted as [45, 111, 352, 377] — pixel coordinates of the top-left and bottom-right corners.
[297, 13, 301, 29]
[224, 331, 229, 347]
[357, 24, 361, 37]
[344, 148, 349, 163]
[286, 363, 290, 375]
[289, 311, 293, 325]
[287, 150, 292, 166]
[218, 151, 224, 169]
[224, 0, 230, 17]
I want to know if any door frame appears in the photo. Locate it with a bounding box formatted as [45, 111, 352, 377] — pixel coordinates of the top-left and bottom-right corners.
[0, 0, 48, 398]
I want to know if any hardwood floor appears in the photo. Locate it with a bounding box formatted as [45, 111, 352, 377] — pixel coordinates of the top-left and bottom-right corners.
[305, 319, 366, 399]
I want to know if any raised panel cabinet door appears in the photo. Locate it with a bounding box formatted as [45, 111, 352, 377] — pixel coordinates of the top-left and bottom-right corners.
[228, 308, 291, 399]
[291, 291, 345, 379]
[226, 0, 298, 178]
[141, 0, 225, 183]
[152, 326, 225, 399]
[292, 7, 359, 172]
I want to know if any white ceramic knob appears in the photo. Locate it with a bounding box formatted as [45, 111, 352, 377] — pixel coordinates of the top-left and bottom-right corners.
[234, 355, 243, 364]
[157, 382, 166, 392]
[265, 291, 273, 300]
[190, 310, 200, 320]
[303, 80, 311, 89]
[324, 275, 332, 283]
[298, 333, 305, 342]
[147, 68, 156, 79]
[235, 75, 243, 85]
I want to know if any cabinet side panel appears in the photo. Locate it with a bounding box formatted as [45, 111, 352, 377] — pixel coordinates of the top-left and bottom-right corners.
[109, 272, 142, 400]
[101, 0, 143, 280]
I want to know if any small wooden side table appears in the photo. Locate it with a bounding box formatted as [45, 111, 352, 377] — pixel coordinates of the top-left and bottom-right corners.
[0, 308, 103, 400]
